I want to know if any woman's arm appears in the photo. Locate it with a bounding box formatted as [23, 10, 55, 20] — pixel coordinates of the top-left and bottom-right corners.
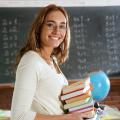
[34, 112, 84, 120]
[35, 109, 95, 120]
[11, 52, 89, 120]
[11, 53, 40, 120]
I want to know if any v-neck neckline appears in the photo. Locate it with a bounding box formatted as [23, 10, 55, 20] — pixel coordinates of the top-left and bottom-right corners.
[35, 51, 62, 75]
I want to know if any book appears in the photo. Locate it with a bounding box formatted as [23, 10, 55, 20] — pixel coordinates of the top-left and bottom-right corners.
[65, 90, 91, 104]
[61, 85, 90, 101]
[64, 97, 90, 109]
[69, 106, 94, 113]
[63, 77, 90, 89]
[68, 97, 94, 112]
[62, 82, 90, 95]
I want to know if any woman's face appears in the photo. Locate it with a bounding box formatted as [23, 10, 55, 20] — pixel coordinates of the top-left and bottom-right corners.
[40, 10, 67, 49]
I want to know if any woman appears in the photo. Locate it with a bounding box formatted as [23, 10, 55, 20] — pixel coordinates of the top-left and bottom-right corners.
[11, 4, 87, 120]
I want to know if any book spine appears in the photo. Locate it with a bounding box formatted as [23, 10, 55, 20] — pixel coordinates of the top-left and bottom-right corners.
[61, 86, 90, 101]
[69, 105, 93, 112]
[69, 106, 94, 113]
[65, 92, 91, 104]
[62, 85, 85, 94]
[61, 90, 84, 100]
[64, 97, 90, 109]
[68, 97, 94, 112]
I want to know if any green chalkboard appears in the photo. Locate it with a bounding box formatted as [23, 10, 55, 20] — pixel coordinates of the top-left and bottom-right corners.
[0, 7, 120, 83]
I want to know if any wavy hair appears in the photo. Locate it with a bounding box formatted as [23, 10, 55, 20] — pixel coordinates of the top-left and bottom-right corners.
[15, 4, 71, 68]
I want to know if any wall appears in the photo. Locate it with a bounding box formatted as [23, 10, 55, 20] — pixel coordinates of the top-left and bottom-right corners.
[0, 0, 120, 7]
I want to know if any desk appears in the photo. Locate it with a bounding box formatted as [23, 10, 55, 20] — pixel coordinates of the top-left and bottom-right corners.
[0, 83, 14, 110]
[0, 79, 120, 110]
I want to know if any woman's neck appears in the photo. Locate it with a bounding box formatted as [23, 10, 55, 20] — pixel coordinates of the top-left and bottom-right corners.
[36, 48, 53, 64]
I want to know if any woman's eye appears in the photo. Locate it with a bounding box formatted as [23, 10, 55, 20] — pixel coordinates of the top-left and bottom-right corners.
[47, 23, 54, 28]
[60, 25, 66, 29]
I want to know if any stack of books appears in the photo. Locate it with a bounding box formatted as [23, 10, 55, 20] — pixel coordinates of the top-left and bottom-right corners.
[61, 78, 95, 117]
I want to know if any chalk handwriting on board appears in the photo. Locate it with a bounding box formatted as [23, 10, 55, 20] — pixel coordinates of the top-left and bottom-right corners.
[0, 7, 120, 83]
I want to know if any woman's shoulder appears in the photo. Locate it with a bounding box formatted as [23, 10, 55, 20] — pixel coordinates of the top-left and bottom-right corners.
[22, 50, 40, 60]
[19, 50, 43, 67]
[17, 50, 44, 72]
[24, 50, 39, 56]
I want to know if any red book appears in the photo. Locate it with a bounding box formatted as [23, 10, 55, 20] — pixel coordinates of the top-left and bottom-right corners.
[61, 85, 90, 101]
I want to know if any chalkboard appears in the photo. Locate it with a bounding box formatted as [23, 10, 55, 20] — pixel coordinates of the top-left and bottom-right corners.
[0, 7, 120, 83]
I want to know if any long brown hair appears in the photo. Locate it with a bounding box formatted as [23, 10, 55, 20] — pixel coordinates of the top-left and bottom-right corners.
[15, 4, 71, 69]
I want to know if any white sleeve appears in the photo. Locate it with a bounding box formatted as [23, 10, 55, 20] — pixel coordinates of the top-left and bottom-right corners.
[11, 53, 40, 120]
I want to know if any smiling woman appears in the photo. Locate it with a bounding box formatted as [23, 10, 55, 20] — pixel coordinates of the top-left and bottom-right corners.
[10, 4, 87, 120]
[39, 10, 67, 56]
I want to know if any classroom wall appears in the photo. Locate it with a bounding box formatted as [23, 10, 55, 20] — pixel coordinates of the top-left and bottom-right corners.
[0, 0, 120, 7]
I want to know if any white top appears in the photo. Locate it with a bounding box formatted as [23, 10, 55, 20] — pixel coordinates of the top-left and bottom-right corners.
[11, 50, 68, 120]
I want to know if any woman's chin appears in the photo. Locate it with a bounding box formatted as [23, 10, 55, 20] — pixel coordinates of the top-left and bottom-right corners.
[52, 43, 60, 48]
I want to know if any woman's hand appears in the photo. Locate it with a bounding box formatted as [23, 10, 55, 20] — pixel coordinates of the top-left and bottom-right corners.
[63, 112, 84, 120]
[35, 110, 94, 120]
[61, 110, 95, 120]
[35, 112, 84, 120]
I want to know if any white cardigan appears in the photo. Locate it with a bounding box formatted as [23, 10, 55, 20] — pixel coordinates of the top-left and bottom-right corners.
[11, 51, 68, 120]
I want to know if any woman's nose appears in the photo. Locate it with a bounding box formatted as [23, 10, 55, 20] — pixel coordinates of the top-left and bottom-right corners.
[52, 26, 60, 34]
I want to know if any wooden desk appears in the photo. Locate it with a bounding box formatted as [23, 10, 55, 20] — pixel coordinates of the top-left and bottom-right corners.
[0, 79, 120, 110]
[0, 83, 14, 110]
